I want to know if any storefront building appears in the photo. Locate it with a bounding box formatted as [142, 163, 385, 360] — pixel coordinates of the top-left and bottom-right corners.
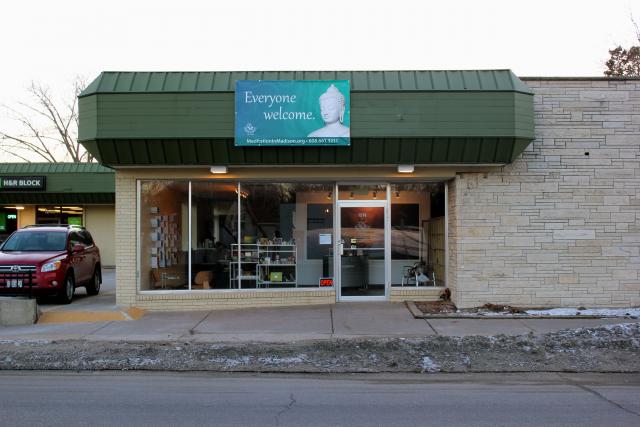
[0, 163, 116, 266]
[78, 71, 640, 310]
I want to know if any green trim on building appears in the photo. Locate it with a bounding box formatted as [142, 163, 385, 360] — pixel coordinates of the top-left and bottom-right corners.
[79, 91, 533, 141]
[0, 163, 114, 204]
[80, 70, 534, 96]
[82, 137, 529, 166]
[0, 163, 112, 174]
[79, 70, 535, 166]
[0, 193, 114, 205]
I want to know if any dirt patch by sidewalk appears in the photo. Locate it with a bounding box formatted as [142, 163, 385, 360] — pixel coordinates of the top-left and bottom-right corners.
[1, 323, 639, 373]
[410, 301, 640, 319]
[413, 301, 526, 317]
[414, 301, 457, 315]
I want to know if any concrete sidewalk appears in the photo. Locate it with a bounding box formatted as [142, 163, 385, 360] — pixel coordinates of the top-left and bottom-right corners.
[1, 301, 638, 343]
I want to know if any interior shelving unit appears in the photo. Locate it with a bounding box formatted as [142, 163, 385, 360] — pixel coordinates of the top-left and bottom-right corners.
[230, 243, 297, 288]
[256, 244, 297, 288]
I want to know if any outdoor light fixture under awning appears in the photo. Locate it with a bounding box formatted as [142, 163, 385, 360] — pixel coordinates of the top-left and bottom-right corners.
[210, 166, 228, 174]
[397, 165, 415, 173]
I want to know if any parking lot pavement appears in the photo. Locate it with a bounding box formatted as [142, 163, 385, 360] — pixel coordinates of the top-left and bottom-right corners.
[33, 268, 143, 324]
[38, 267, 116, 313]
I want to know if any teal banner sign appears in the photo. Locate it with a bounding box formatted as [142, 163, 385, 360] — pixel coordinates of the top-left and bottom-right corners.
[235, 80, 350, 146]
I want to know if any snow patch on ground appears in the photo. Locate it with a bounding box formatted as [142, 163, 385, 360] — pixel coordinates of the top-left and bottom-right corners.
[257, 355, 307, 365]
[421, 356, 440, 373]
[602, 323, 640, 333]
[525, 308, 640, 317]
[0, 339, 50, 346]
[207, 356, 252, 368]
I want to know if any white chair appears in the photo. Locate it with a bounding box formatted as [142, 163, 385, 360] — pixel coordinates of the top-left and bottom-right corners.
[401, 262, 436, 287]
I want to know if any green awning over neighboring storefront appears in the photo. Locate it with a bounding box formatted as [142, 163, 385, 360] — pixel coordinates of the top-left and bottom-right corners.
[0, 163, 114, 204]
[79, 70, 534, 166]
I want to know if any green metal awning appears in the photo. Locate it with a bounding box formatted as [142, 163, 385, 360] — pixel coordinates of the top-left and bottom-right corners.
[82, 137, 531, 166]
[80, 70, 534, 95]
[79, 70, 534, 167]
[0, 163, 113, 174]
[0, 163, 115, 204]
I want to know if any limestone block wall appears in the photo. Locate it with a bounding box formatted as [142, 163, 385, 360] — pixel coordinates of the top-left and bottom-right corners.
[450, 78, 640, 308]
[447, 180, 459, 303]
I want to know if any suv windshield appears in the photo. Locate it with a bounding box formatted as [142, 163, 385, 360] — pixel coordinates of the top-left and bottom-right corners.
[1, 231, 67, 251]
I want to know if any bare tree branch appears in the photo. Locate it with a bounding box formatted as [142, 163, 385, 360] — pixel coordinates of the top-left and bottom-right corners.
[0, 132, 58, 162]
[0, 78, 92, 163]
[0, 146, 35, 163]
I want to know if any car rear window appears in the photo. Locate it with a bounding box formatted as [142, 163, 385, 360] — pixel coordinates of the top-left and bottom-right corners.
[1, 231, 67, 251]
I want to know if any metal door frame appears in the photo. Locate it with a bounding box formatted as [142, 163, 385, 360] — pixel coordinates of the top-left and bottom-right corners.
[335, 194, 390, 302]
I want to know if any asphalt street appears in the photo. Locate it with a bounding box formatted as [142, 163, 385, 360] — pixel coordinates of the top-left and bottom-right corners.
[0, 372, 638, 426]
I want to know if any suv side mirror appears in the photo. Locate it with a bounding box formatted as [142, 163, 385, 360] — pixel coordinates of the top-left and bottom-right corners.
[72, 243, 84, 253]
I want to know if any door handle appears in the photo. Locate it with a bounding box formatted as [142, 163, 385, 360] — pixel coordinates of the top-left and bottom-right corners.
[339, 241, 344, 256]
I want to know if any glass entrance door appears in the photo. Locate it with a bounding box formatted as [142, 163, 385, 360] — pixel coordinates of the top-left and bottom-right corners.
[337, 201, 388, 300]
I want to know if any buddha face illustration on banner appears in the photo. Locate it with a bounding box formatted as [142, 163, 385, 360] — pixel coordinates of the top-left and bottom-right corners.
[307, 84, 350, 138]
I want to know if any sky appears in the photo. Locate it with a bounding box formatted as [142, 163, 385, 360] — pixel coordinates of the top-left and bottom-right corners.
[1, 0, 639, 159]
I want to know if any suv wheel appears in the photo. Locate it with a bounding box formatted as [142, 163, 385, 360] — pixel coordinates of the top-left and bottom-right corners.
[86, 269, 101, 296]
[58, 274, 75, 304]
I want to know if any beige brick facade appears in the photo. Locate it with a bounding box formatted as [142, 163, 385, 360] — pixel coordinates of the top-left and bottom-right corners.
[449, 78, 640, 308]
[389, 287, 442, 302]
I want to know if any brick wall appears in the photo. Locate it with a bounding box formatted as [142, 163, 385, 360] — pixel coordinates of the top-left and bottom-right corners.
[450, 78, 640, 308]
[115, 174, 137, 306]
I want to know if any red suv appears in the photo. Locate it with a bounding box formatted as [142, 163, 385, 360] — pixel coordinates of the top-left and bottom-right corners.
[0, 225, 101, 304]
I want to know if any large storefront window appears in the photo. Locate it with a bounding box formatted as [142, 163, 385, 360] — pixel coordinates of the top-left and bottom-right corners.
[390, 183, 445, 287]
[190, 182, 238, 290]
[140, 181, 188, 290]
[139, 180, 446, 292]
[238, 183, 334, 289]
[139, 181, 334, 291]
[36, 206, 84, 225]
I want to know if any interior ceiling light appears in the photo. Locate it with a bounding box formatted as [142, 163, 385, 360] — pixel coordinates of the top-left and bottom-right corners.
[397, 165, 415, 173]
[210, 166, 228, 174]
